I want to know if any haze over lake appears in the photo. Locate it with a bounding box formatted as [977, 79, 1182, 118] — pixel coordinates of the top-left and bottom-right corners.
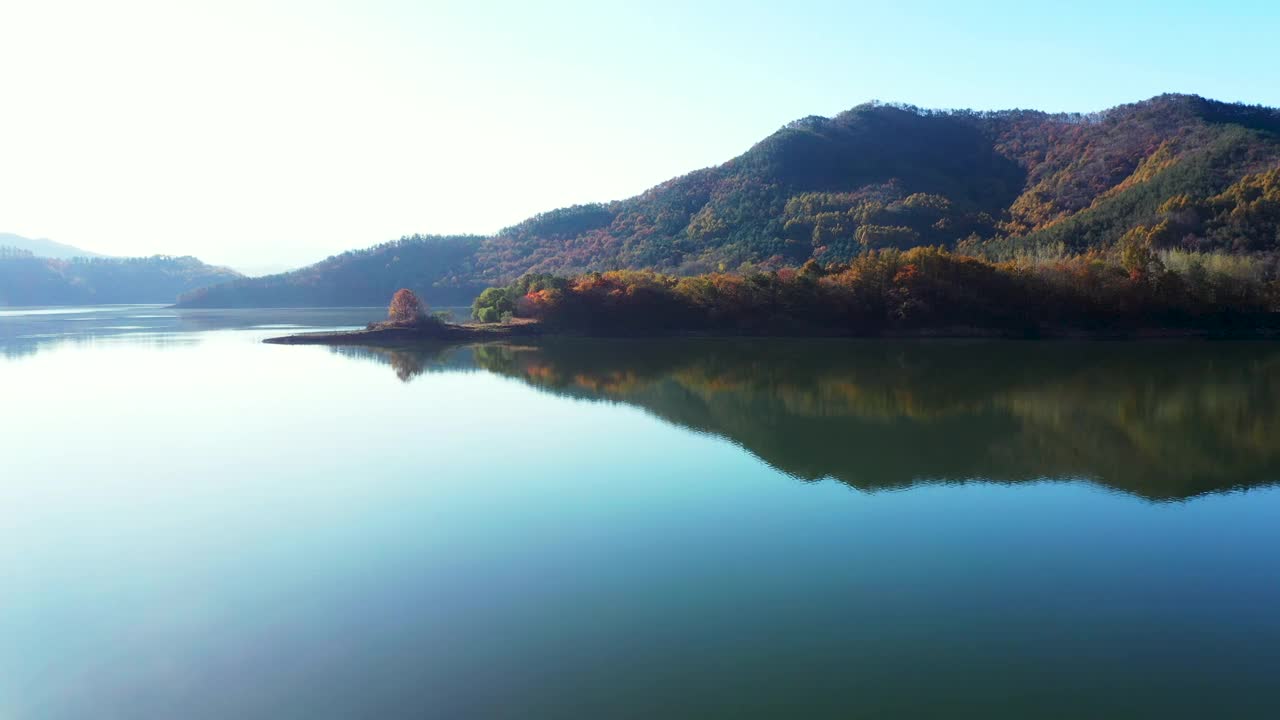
[3, 307, 1279, 718]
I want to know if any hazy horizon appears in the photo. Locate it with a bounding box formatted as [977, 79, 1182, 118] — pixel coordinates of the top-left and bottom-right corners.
[3, 0, 1278, 270]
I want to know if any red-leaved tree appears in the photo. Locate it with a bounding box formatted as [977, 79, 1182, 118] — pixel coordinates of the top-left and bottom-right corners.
[388, 288, 427, 324]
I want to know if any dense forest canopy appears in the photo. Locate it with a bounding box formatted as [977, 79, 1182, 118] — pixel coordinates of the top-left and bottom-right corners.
[469, 247, 1279, 336]
[176, 94, 1280, 308]
[0, 255, 241, 306]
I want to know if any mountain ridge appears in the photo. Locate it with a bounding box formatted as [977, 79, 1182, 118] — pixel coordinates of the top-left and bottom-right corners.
[0, 233, 104, 260]
[0, 255, 243, 306]
[177, 93, 1280, 308]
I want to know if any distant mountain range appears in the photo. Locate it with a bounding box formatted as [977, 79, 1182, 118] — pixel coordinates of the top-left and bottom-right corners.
[0, 233, 247, 306]
[0, 233, 104, 260]
[0, 254, 242, 306]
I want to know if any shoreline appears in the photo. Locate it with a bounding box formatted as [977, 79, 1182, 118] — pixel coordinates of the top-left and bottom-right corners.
[263, 321, 1280, 346]
[263, 320, 543, 346]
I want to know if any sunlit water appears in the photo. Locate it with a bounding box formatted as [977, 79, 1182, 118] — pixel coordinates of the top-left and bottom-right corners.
[2, 307, 1279, 718]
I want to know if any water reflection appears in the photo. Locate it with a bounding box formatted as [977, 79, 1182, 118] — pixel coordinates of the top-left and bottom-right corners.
[353, 339, 1280, 500]
[0, 306, 385, 358]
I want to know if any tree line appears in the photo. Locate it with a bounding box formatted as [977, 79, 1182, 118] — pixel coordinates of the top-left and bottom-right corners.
[471, 246, 1279, 336]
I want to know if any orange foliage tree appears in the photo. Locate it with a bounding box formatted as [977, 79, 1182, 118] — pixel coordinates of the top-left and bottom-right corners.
[388, 288, 427, 324]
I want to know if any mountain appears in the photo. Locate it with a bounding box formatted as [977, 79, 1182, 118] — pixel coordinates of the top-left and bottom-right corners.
[0, 233, 104, 260]
[0, 255, 243, 306]
[179, 235, 485, 308]
[178, 94, 1280, 308]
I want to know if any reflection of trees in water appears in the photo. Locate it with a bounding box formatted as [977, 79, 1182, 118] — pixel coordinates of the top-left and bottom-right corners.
[331, 344, 484, 382]
[358, 338, 1280, 500]
[1, 344, 37, 360]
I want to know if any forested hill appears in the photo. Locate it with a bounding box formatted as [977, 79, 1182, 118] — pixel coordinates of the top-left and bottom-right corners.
[0, 255, 242, 306]
[179, 94, 1280, 308]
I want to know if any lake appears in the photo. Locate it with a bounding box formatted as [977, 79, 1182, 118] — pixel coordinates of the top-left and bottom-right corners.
[3, 306, 1280, 719]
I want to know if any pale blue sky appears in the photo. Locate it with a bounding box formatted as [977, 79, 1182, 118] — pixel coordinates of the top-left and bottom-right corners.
[1, 0, 1276, 270]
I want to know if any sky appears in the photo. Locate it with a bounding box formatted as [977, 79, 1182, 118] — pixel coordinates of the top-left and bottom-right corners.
[2, 0, 1277, 272]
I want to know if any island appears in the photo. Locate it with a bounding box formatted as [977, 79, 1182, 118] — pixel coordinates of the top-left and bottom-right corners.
[263, 318, 543, 346]
[263, 289, 542, 346]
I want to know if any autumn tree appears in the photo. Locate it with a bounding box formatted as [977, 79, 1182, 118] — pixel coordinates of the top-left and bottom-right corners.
[388, 288, 427, 324]
[857, 225, 921, 249]
[1118, 227, 1164, 282]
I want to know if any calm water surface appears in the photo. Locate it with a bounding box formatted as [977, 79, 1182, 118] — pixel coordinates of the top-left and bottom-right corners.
[2, 307, 1279, 719]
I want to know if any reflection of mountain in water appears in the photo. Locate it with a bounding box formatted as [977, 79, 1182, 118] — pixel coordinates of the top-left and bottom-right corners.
[360, 339, 1280, 501]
